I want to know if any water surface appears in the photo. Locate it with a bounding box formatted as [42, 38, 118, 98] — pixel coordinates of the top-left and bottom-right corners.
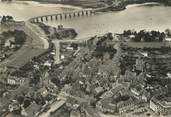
[0, 1, 171, 39]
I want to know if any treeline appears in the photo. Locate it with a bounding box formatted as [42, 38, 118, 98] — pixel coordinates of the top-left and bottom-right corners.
[125, 0, 171, 5]
[123, 30, 166, 42]
[93, 33, 117, 59]
[1, 30, 26, 45]
[1, 0, 12, 2]
[1, 16, 14, 23]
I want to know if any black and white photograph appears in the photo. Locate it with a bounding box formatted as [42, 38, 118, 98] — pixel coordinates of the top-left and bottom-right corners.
[1, 0, 171, 117]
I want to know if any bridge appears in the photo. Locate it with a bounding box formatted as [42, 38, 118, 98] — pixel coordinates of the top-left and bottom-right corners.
[29, 9, 96, 23]
[28, 2, 113, 23]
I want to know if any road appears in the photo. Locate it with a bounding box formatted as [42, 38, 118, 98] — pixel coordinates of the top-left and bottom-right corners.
[59, 91, 87, 103]
[37, 99, 66, 117]
[52, 40, 60, 64]
[25, 22, 49, 49]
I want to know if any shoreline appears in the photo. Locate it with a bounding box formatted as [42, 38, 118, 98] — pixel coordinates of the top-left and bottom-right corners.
[14, 0, 83, 10]
[15, 0, 103, 9]
[13, 0, 171, 12]
[2, 0, 170, 12]
[125, 2, 160, 8]
[110, 1, 167, 12]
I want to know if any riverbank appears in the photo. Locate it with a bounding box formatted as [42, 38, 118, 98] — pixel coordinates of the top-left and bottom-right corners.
[108, 0, 171, 12]
[37, 22, 77, 40]
[15, 0, 106, 9]
[13, 0, 171, 11]
[121, 0, 171, 10]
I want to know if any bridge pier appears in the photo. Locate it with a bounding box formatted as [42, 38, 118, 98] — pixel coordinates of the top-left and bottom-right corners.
[45, 16, 48, 21]
[55, 15, 58, 20]
[41, 17, 43, 22]
[82, 11, 84, 16]
[64, 14, 67, 19]
[51, 16, 53, 20]
[59, 14, 63, 20]
[78, 12, 82, 17]
[69, 14, 72, 19]
[36, 18, 39, 22]
[90, 10, 95, 15]
[73, 12, 76, 18]
[77, 12, 80, 17]
[85, 11, 89, 16]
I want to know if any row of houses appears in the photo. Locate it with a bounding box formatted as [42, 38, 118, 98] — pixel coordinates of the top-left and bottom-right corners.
[150, 93, 171, 116]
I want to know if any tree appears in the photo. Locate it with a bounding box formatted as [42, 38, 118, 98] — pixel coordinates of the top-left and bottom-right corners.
[123, 30, 132, 36]
[106, 32, 113, 40]
[165, 29, 171, 36]
[6, 15, 13, 21]
[133, 35, 141, 42]
[1, 16, 7, 23]
[14, 30, 26, 45]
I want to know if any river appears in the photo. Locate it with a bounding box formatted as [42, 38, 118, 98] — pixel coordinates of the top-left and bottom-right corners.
[1, 1, 171, 39]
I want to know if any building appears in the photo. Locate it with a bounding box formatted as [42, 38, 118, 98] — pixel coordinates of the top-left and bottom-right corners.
[96, 97, 117, 114]
[70, 110, 81, 117]
[6, 76, 26, 85]
[118, 98, 144, 114]
[21, 101, 41, 117]
[150, 93, 171, 116]
[94, 86, 104, 97]
[0, 35, 5, 49]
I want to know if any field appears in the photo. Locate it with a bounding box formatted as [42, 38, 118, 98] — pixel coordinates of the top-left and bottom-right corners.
[0, 22, 48, 69]
[123, 41, 171, 49]
[7, 47, 46, 69]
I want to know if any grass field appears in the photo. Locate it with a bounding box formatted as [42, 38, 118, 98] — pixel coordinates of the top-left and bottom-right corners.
[7, 47, 46, 69]
[123, 41, 171, 49]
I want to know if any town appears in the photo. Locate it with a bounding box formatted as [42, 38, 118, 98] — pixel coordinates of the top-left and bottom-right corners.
[1, 0, 171, 117]
[1, 13, 171, 117]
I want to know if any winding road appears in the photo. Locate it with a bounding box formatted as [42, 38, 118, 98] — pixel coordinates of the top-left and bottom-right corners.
[25, 22, 49, 49]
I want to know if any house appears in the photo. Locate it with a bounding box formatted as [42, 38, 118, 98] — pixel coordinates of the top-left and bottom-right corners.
[96, 97, 117, 114]
[130, 85, 143, 97]
[140, 52, 148, 57]
[84, 106, 101, 117]
[43, 61, 52, 67]
[38, 87, 48, 97]
[167, 72, 171, 78]
[8, 100, 20, 112]
[4, 37, 15, 48]
[7, 76, 26, 86]
[23, 101, 41, 117]
[94, 86, 104, 97]
[66, 46, 74, 50]
[70, 110, 81, 117]
[141, 90, 151, 102]
[118, 98, 144, 114]
[0, 34, 4, 47]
